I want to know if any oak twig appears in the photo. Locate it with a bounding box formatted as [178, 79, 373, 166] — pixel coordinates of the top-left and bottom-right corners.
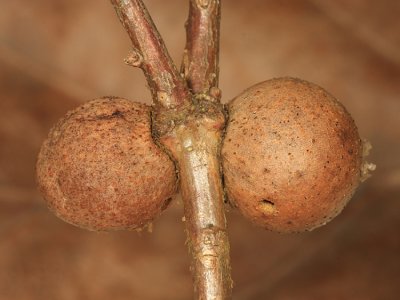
[110, 0, 190, 108]
[167, 118, 232, 300]
[110, 1, 232, 299]
[182, 0, 222, 100]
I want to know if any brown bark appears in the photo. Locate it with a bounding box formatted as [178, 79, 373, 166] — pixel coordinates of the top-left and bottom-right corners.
[110, 0, 190, 109]
[159, 103, 232, 300]
[110, 1, 231, 299]
[182, 0, 221, 99]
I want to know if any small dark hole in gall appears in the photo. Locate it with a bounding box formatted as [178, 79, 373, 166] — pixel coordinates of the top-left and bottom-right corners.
[261, 199, 274, 206]
[259, 199, 275, 214]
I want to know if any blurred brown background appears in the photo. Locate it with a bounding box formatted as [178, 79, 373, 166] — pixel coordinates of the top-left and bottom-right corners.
[1, 0, 399, 299]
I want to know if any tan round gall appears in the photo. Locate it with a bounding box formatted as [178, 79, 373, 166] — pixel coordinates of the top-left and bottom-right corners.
[222, 77, 362, 233]
[36, 97, 177, 231]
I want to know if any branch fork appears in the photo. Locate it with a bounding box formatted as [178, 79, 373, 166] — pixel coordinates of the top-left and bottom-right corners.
[110, 0, 231, 299]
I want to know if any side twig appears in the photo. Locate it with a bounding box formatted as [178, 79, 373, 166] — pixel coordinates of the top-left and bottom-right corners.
[182, 0, 222, 100]
[110, 0, 190, 108]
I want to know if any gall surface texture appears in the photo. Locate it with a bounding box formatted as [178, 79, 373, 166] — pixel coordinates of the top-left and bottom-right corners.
[36, 98, 176, 231]
[222, 78, 362, 232]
